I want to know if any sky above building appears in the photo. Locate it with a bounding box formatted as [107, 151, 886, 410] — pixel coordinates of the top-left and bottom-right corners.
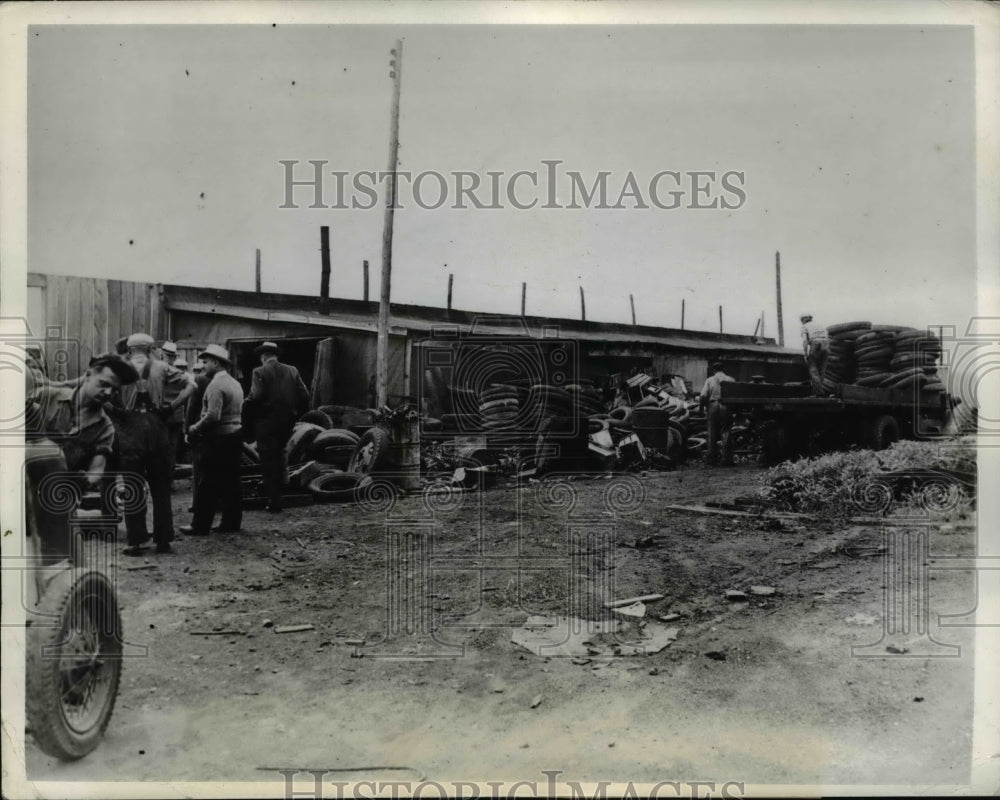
[26, 22, 978, 337]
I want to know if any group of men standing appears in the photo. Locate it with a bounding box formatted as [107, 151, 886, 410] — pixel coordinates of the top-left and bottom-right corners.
[26, 335, 310, 558]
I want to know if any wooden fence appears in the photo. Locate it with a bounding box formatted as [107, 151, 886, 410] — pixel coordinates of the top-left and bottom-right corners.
[28, 273, 166, 379]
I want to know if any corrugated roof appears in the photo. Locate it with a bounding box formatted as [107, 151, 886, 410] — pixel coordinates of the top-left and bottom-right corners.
[162, 284, 801, 358]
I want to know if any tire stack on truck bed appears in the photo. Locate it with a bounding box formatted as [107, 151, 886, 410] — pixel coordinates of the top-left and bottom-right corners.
[887, 328, 944, 392]
[823, 321, 871, 393]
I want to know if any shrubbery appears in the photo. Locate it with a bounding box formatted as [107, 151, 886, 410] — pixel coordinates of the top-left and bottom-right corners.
[758, 437, 976, 519]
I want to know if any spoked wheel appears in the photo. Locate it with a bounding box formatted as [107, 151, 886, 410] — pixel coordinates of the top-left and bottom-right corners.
[26, 569, 122, 760]
[347, 427, 391, 475]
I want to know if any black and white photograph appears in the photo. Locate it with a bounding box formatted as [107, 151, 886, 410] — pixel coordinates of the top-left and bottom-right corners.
[1, 2, 998, 798]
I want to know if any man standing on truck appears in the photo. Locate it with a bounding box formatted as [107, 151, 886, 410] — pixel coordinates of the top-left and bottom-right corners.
[699, 362, 735, 466]
[800, 313, 830, 395]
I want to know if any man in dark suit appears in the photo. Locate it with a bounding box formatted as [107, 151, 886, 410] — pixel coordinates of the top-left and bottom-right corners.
[244, 342, 310, 512]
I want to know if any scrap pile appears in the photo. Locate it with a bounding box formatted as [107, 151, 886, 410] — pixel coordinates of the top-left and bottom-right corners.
[822, 322, 944, 395]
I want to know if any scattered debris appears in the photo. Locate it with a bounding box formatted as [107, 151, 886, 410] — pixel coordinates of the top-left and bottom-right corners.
[530, 694, 543, 709]
[648, 667, 659, 676]
[296, 537, 308, 549]
[274, 624, 315, 634]
[657, 613, 683, 623]
[885, 645, 910, 655]
[749, 585, 777, 596]
[724, 590, 748, 602]
[262, 619, 274, 628]
[913, 697, 924, 702]
[126, 564, 157, 571]
[512, 615, 679, 658]
[189, 630, 245, 636]
[611, 601, 647, 619]
[606, 593, 664, 608]
[705, 650, 727, 661]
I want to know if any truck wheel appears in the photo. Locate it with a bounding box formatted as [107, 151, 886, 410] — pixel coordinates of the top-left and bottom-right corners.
[868, 415, 900, 450]
[761, 421, 792, 465]
[347, 427, 392, 475]
[27, 570, 122, 760]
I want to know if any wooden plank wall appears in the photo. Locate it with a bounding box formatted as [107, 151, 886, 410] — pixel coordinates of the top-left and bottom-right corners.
[30, 273, 166, 379]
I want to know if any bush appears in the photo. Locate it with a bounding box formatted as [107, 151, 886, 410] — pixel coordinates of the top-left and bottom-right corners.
[758, 437, 975, 519]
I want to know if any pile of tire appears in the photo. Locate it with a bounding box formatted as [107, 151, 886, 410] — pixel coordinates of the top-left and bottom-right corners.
[850, 326, 944, 392]
[478, 383, 523, 432]
[285, 422, 326, 466]
[307, 428, 361, 470]
[629, 406, 686, 463]
[822, 321, 872, 392]
[885, 328, 943, 392]
[526, 384, 575, 427]
[854, 327, 899, 386]
[566, 383, 606, 417]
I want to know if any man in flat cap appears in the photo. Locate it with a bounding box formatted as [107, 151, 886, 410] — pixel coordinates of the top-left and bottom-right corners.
[180, 344, 245, 535]
[699, 361, 735, 467]
[243, 341, 310, 513]
[25, 354, 143, 560]
[158, 342, 196, 472]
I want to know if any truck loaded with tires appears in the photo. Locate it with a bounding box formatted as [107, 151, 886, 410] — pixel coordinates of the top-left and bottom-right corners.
[720, 321, 950, 465]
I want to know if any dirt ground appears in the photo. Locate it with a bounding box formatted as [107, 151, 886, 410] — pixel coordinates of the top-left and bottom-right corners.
[24, 462, 977, 787]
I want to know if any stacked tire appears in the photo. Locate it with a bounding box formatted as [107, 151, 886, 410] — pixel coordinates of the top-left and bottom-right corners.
[853, 328, 899, 387]
[308, 428, 361, 469]
[823, 321, 871, 392]
[883, 328, 943, 392]
[566, 383, 606, 418]
[526, 384, 575, 428]
[478, 383, 522, 432]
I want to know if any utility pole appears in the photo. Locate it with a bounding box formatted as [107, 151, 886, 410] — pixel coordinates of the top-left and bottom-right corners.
[629, 294, 636, 326]
[319, 226, 331, 314]
[376, 39, 402, 408]
[681, 298, 685, 330]
[719, 305, 723, 333]
[775, 251, 785, 347]
[363, 260, 370, 302]
[447, 272, 453, 312]
[255, 248, 261, 293]
[580, 286, 586, 321]
[521, 282, 526, 317]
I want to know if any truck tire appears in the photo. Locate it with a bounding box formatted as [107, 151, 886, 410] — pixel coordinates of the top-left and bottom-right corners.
[27, 570, 122, 760]
[868, 415, 900, 450]
[347, 427, 392, 475]
[761, 421, 793, 466]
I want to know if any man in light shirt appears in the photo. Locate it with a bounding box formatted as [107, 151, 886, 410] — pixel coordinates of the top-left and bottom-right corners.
[699, 362, 735, 466]
[800, 313, 830, 395]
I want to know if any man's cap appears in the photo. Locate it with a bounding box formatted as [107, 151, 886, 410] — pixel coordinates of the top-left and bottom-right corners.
[800, 314, 812, 322]
[254, 341, 280, 356]
[126, 332, 155, 349]
[89, 353, 140, 385]
[161, 341, 178, 355]
[175, 357, 188, 368]
[198, 344, 232, 364]
[711, 362, 724, 372]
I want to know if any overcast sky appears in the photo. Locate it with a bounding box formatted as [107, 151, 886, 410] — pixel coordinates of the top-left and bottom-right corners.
[27, 23, 977, 337]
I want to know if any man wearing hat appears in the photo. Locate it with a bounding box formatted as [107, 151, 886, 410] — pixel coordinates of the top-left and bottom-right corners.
[25, 354, 143, 559]
[699, 361, 735, 466]
[800, 313, 829, 395]
[180, 344, 245, 535]
[244, 341, 310, 512]
[158, 342, 197, 470]
[120, 333, 194, 418]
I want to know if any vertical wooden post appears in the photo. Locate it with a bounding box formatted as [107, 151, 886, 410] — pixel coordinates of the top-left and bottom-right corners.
[752, 317, 761, 337]
[718, 305, 723, 333]
[447, 272, 453, 311]
[363, 260, 370, 302]
[775, 251, 785, 347]
[319, 226, 331, 314]
[376, 39, 403, 408]
[761, 310, 765, 338]
[579, 286, 586, 321]
[681, 298, 685, 330]
[255, 248, 261, 293]
[521, 282, 526, 317]
[629, 294, 636, 326]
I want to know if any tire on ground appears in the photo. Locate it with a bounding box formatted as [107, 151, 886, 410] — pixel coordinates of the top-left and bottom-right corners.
[298, 410, 333, 429]
[26, 570, 123, 761]
[347, 426, 392, 475]
[307, 471, 373, 502]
